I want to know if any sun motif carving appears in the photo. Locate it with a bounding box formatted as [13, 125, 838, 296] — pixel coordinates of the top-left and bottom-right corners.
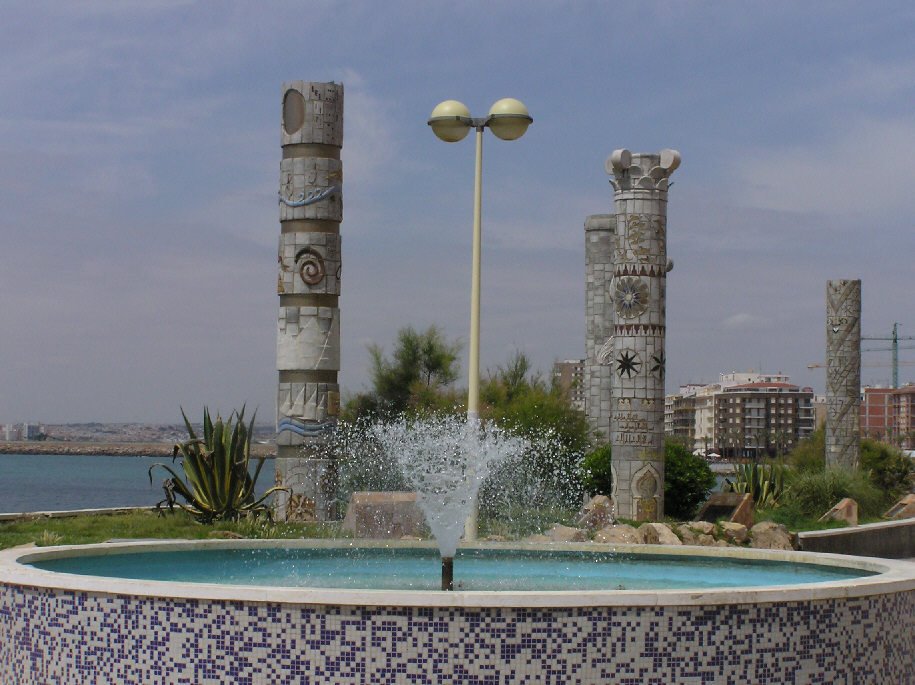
[616, 349, 641, 378]
[614, 277, 650, 319]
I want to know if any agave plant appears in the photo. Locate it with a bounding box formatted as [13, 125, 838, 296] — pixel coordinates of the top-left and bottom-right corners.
[725, 462, 787, 509]
[150, 407, 284, 523]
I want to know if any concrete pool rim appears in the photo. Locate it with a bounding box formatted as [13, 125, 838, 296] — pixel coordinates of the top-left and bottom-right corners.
[3, 538, 914, 608]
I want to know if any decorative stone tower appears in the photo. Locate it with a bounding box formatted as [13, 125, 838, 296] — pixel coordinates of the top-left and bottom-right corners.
[584, 214, 616, 443]
[606, 149, 680, 521]
[275, 81, 343, 521]
[825, 279, 861, 469]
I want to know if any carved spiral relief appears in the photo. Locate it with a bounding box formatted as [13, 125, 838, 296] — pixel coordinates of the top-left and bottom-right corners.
[296, 248, 325, 285]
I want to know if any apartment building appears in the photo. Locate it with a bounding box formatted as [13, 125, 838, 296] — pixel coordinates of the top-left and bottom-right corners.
[665, 372, 814, 457]
[862, 385, 915, 449]
[714, 382, 815, 458]
[552, 359, 586, 413]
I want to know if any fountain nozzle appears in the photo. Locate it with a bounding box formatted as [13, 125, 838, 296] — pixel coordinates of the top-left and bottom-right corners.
[442, 556, 454, 591]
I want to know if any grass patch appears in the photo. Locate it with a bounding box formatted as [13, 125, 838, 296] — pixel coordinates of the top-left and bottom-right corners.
[0, 510, 343, 551]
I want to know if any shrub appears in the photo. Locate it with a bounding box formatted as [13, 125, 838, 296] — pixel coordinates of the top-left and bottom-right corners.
[580, 444, 613, 496]
[781, 468, 884, 519]
[576, 440, 716, 520]
[860, 439, 913, 504]
[664, 440, 716, 520]
[150, 407, 283, 523]
[725, 462, 788, 509]
[786, 427, 825, 473]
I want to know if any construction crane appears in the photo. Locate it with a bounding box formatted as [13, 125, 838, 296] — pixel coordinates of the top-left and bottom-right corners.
[807, 322, 915, 388]
[863, 323, 915, 389]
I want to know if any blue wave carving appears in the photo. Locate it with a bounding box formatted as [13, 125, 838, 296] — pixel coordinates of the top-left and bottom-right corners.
[278, 185, 341, 208]
[278, 418, 336, 437]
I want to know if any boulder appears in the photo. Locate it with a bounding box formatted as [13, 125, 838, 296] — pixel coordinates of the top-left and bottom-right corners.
[719, 521, 749, 544]
[689, 521, 716, 536]
[593, 524, 640, 544]
[577, 495, 615, 529]
[638, 522, 682, 546]
[523, 534, 552, 543]
[750, 521, 795, 551]
[208, 530, 244, 539]
[677, 524, 719, 546]
[545, 523, 588, 543]
[819, 498, 858, 527]
[341, 491, 426, 539]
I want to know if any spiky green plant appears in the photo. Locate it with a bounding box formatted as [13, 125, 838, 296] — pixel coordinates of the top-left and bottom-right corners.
[725, 462, 787, 509]
[150, 407, 284, 523]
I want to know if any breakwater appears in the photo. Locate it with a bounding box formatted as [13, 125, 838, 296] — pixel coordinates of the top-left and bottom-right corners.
[0, 442, 275, 458]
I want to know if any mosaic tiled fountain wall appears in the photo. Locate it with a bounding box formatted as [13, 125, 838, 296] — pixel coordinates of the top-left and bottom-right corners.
[2, 543, 914, 684]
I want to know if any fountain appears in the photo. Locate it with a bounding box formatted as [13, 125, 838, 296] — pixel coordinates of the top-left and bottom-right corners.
[1, 84, 914, 682]
[2, 413, 915, 682]
[373, 414, 526, 589]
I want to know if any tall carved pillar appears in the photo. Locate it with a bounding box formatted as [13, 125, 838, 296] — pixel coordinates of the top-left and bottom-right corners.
[584, 214, 616, 444]
[825, 279, 861, 469]
[275, 81, 343, 521]
[607, 149, 680, 521]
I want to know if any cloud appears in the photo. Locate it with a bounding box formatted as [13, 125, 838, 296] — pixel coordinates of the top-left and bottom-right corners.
[731, 116, 915, 217]
[721, 313, 770, 331]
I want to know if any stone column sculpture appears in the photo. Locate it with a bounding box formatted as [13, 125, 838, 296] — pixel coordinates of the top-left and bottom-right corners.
[584, 214, 616, 443]
[606, 149, 680, 520]
[825, 279, 861, 469]
[275, 81, 343, 521]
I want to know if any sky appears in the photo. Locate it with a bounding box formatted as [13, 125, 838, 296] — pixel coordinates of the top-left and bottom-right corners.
[1, 1, 914, 424]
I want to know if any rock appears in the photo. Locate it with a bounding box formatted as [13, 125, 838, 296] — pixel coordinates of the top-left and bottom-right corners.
[884, 494, 915, 521]
[719, 521, 749, 544]
[399, 535, 423, 541]
[341, 491, 426, 539]
[750, 521, 795, 551]
[678, 524, 717, 546]
[545, 523, 588, 543]
[576, 495, 615, 529]
[690, 521, 716, 536]
[523, 534, 552, 543]
[208, 530, 244, 539]
[593, 524, 640, 544]
[638, 522, 682, 545]
[676, 524, 699, 545]
[819, 498, 858, 527]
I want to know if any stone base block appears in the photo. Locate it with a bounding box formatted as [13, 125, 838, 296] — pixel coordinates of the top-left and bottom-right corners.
[696, 492, 754, 529]
[819, 497, 858, 527]
[341, 491, 426, 539]
[885, 494, 915, 520]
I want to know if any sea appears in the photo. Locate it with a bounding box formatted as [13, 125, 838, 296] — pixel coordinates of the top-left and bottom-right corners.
[0, 453, 272, 514]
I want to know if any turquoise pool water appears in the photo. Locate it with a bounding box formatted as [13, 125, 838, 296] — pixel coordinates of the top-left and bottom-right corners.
[28, 547, 874, 591]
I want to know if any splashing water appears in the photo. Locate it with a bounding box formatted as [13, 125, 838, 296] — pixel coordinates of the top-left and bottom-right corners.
[373, 415, 528, 558]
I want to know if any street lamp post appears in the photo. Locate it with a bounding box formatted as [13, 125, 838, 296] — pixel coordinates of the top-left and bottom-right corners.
[428, 98, 532, 540]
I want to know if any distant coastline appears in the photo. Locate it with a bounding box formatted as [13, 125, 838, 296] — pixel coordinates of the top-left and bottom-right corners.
[0, 441, 276, 458]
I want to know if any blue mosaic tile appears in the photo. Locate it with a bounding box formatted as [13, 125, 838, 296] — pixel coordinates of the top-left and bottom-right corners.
[0, 582, 913, 683]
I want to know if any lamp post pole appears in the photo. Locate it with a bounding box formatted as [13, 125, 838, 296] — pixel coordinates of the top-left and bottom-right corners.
[428, 98, 532, 541]
[468, 124, 484, 419]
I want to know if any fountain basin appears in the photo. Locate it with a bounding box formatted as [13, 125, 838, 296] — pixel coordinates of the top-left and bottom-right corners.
[2, 539, 914, 683]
